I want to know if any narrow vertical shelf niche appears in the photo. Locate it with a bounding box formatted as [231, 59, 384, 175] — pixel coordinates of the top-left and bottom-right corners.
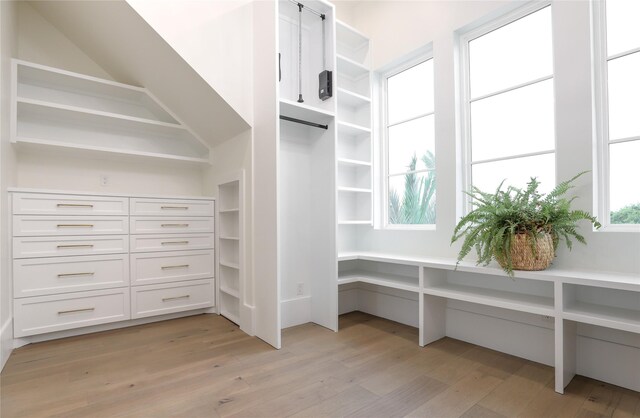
[11, 60, 210, 164]
[335, 21, 373, 227]
[217, 176, 243, 326]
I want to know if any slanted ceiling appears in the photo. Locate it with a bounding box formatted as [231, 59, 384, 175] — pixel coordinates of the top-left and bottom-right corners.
[28, 0, 251, 148]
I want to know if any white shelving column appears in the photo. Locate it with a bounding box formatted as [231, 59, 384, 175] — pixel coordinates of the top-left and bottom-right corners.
[335, 21, 372, 227]
[217, 173, 243, 327]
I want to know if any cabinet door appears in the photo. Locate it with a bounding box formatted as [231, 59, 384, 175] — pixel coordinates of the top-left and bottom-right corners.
[130, 217, 214, 235]
[13, 193, 128, 216]
[13, 235, 128, 258]
[129, 234, 214, 253]
[130, 198, 214, 217]
[13, 216, 129, 236]
[130, 250, 214, 286]
[131, 279, 214, 319]
[14, 288, 130, 337]
[14, 254, 129, 298]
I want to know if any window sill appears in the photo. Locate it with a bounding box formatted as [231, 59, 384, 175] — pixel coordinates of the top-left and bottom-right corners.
[381, 224, 436, 232]
[595, 224, 640, 233]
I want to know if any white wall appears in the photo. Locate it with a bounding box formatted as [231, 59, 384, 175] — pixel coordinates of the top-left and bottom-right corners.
[127, 0, 253, 124]
[334, 0, 640, 275]
[0, 0, 18, 371]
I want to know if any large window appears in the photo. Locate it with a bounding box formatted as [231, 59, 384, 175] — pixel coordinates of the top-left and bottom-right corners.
[383, 57, 436, 227]
[594, 0, 640, 228]
[461, 4, 555, 205]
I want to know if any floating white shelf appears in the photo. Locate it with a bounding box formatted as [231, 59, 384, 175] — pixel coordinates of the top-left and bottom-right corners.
[338, 220, 373, 225]
[280, 99, 334, 125]
[423, 283, 555, 316]
[336, 54, 370, 80]
[563, 302, 640, 334]
[338, 271, 419, 292]
[337, 121, 371, 136]
[338, 88, 371, 109]
[338, 187, 372, 193]
[337, 158, 372, 167]
[12, 59, 210, 164]
[220, 285, 240, 299]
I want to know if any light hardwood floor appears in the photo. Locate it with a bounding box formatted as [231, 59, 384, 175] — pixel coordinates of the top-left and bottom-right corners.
[1, 312, 639, 418]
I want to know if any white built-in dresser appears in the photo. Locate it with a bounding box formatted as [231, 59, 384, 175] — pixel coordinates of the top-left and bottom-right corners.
[11, 190, 215, 338]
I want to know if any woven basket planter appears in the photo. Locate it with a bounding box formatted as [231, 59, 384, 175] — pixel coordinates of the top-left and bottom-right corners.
[496, 232, 555, 271]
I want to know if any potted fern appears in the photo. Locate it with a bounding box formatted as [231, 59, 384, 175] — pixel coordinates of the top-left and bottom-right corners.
[451, 172, 601, 276]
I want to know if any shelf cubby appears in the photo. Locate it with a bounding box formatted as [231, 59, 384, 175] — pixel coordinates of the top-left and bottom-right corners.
[336, 20, 370, 66]
[337, 190, 372, 224]
[562, 283, 640, 333]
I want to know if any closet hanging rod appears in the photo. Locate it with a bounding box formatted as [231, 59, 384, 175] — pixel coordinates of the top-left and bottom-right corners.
[287, 0, 326, 20]
[280, 115, 328, 130]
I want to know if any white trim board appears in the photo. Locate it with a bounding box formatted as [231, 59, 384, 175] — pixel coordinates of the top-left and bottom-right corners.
[0, 317, 13, 372]
[281, 296, 311, 329]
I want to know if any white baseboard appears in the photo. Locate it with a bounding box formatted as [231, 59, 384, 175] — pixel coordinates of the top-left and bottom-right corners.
[240, 303, 255, 336]
[577, 333, 640, 391]
[281, 296, 311, 329]
[0, 317, 12, 371]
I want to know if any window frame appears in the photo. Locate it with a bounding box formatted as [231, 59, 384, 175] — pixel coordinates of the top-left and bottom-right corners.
[458, 1, 556, 216]
[592, 0, 640, 232]
[379, 49, 436, 230]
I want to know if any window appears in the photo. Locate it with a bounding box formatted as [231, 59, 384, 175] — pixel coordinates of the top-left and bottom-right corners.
[594, 0, 640, 228]
[383, 57, 436, 227]
[460, 4, 555, 208]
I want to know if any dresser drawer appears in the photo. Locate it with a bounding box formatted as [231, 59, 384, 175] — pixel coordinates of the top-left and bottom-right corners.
[131, 279, 214, 319]
[130, 234, 214, 253]
[13, 216, 129, 236]
[14, 254, 129, 298]
[130, 217, 214, 234]
[14, 288, 130, 337]
[13, 235, 128, 258]
[130, 198, 214, 217]
[13, 193, 128, 216]
[131, 250, 214, 285]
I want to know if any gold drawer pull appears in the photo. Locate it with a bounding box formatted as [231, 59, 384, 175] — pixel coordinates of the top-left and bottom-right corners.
[161, 206, 189, 210]
[57, 224, 94, 228]
[161, 264, 189, 270]
[162, 295, 190, 302]
[161, 224, 189, 228]
[57, 244, 94, 249]
[57, 203, 94, 208]
[57, 272, 95, 278]
[58, 307, 95, 315]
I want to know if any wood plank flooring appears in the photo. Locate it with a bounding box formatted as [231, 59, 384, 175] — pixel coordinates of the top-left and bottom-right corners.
[1, 312, 638, 418]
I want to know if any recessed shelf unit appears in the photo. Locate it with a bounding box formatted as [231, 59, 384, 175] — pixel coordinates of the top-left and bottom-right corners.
[336, 21, 372, 227]
[217, 176, 243, 326]
[11, 60, 210, 164]
[337, 251, 640, 394]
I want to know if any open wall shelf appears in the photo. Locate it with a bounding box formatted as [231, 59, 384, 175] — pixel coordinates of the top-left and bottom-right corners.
[12, 60, 210, 164]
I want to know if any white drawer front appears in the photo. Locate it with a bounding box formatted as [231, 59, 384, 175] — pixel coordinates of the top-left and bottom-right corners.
[13, 216, 129, 236]
[130, 217, 214, 235]
[131, 279, 214, 319]
[14, 288, 130, 337]
[130, 198, 214, 217]
[13, 193, 128, 216]
[14, 254, 129, 298]
[131, 250, 214, 285]
[130, 234, 214, 253]
[13, 235, 128, 258]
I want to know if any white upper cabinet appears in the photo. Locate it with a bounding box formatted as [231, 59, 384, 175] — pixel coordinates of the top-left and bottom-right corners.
[11, 60, 211, 164]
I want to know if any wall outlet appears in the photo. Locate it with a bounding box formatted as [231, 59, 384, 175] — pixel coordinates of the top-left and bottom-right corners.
[296, 283, 304, 296]
[100, 174, 109, 187]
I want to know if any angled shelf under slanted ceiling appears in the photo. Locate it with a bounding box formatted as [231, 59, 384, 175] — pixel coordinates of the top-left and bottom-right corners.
[12, 60, 211, 165]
